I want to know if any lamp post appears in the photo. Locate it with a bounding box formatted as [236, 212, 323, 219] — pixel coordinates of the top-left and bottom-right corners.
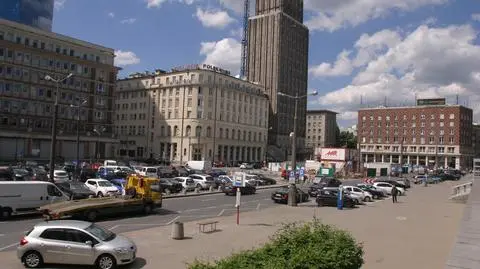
[70, 99, 87, 180]
[93, 127, 106, 161]
[44, 73, 73, 182]
[277, 90, 318, 206]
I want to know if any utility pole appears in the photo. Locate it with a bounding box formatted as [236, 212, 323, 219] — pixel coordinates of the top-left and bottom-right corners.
[70, 99, 87, 180]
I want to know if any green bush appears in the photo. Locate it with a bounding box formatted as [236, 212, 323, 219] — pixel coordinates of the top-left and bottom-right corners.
[188, 219, 364, 269]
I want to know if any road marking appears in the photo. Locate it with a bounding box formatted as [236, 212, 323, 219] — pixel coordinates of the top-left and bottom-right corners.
[201, 198, 216, 202]
[396, 216, 407, 221]
[256, 203, 261, 210]
[217, 209, 225, 216]
[166, 216, 180, 225]
[0, 243, 18, 251]
[205, 206, 218, 209]
[263, 198, 271, 201]
[109, 225, 120, 231]
[183, 208, 202, 212]
[0, 234, 4, 237]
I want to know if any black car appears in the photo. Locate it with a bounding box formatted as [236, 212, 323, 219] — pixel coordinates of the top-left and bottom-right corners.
[209, 169, 227, 178]
[223, 183, 256, 195]
[316, 189, 355, 208]
[357, 185, 385, 199]
[251, 174, 277, 185]
[12, 168, 33, 181]
[0, 166, 14, 181]
[317, 177, 342, 188]
[79, 168, 97, 182]
[158, 167, 176, 178]
[307, 184, 324, 197]
[271, 187, 309, 204]
[439, 173, 459, 181]
[56, 181, 95, 200]
[376, 179, 407, 189]
[159, 178, 183, 194]
[30, 168, 48, 181]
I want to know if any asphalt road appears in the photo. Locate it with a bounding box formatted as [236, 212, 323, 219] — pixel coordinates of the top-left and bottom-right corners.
[0, 186, 294, 252]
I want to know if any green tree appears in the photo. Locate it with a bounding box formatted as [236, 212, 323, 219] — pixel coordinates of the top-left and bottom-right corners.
[336, 131, 357, 149]
[189, 219, 364, 269]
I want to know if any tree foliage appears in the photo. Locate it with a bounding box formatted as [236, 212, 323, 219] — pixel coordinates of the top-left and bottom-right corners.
[336, 131, 357, 149]
[188, 219, 364, 269]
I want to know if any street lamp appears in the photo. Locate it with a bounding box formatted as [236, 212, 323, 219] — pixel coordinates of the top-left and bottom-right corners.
[93, 127, 107, 161]
[70, 99, 87, 180]
[277, 90, 318, 206]
[44, 73, 73, 182]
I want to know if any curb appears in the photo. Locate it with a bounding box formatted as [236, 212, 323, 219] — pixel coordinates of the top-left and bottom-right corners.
[163, 184, 289, 199]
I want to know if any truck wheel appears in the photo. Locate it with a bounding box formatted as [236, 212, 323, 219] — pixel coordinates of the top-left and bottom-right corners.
[144, 204, 153, 215]
[85, 210, 98, 222]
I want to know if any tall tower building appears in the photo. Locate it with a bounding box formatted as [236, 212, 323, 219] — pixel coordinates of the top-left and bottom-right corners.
[247, 0, 309, 160]
[0, 0, 54, 31]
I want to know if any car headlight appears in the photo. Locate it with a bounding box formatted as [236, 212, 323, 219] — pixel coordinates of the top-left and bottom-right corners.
[114, 247, 130, 254]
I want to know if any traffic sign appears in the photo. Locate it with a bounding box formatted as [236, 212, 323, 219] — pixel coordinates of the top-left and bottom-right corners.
[299, 168, 305, 178]
[289, 171, 296, 184]
[233, 172, 246, 187]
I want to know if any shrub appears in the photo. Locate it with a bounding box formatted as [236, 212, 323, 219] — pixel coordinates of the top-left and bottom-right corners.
[188, 219, 364, 269]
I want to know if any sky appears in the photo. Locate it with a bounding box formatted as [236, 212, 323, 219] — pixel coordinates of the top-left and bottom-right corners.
[52, 0, 480, 128]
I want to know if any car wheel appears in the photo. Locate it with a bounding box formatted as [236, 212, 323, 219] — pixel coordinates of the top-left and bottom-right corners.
[22, 251, 43, 268]
[97, 192, 103, 198]
[1, 207, 12, 220]
[144, 204, 153, 215]
[196, 184, 202, 189]
[373, 195, 378, 199]
[96, 254, 117, 269]
[364, 196, 372, 202]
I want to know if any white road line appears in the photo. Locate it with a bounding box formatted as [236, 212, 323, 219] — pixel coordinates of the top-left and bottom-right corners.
[263, 198, 271, 201]
[205, 206, 218, 209]
[166, 216, 180, 225]
[183, 208, 202, 212]
[256, 203, 261, 210]
[0, 234, 4, 237]
[0, 243, 19, 251]
[217, 209, 225, 216]
[201, 198, 216, 202]
[109, 225, 120, 231]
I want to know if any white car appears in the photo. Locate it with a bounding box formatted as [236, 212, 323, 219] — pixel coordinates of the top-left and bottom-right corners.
[343, 186, 373, 202]
[51, 170, 69, 182]
[189, 174, 214, 189]
[239, 163, 254, 169]
[173, 177, 196, 191]
[373, 182, 405, 196]
[85, 178, 119, 197]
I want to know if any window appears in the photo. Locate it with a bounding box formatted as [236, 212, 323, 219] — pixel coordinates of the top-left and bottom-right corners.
[449, 114, 454, 119]
[440, 114, 444, 119]
[449, 122, 454, 127]
[40, 229, 67, 241]
[64, 229, 96, 244]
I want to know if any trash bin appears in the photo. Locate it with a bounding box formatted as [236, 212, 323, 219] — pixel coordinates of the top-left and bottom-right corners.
[171, 221, 184, 240]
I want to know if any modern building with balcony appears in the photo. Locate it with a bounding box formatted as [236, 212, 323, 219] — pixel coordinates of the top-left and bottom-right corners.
[115, 64, 269, 165]
[358, 99, 474, 170]
[0, 0, 54, 31]
[0, 19, 118, 162]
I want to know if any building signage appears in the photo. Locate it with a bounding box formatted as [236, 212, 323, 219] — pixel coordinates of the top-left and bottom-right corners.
[319, 148, 346, 161]
[171, 64, 231, 76]
[417, 98, 446, 106]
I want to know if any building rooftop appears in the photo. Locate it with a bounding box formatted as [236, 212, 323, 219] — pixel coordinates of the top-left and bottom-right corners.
[358, 104, 470, 111]
[307, 109, 338, 114]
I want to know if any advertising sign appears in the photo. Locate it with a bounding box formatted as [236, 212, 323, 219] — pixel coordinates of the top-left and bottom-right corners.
[416, 98, 446, 106]
[320, 148, 346, 161]
[171, 63, 231, 76]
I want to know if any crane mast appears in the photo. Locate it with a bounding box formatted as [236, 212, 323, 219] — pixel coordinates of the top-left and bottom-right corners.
[240, 0, 249, 79]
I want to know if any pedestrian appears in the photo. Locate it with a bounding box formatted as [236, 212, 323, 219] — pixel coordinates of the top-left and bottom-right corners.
[391, 185, 398, 203]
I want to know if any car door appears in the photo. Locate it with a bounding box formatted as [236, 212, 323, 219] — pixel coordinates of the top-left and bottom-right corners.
[47, 185, 67, 203]
[62, 229, 97, 265]
[38, 228, 69, 264]
[85, 180, 97, 192]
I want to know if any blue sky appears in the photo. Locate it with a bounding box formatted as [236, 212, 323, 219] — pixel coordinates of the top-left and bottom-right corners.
[52, 0, 480, 127]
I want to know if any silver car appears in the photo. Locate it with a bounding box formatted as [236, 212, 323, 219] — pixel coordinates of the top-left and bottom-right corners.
[17, 220, 136, 269]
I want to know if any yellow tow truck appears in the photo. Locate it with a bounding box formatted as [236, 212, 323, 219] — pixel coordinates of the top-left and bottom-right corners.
[40, 175, 162, 222]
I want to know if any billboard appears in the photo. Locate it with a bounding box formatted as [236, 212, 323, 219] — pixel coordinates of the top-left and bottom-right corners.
[416, 98, 446, 106]
[319, 148, 346, 161]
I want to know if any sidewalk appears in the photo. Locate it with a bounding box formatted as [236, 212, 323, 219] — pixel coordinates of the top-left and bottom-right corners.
[0, 179, 466, 269]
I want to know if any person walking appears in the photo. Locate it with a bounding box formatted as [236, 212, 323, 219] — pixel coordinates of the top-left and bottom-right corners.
[391, 185, 398, 203]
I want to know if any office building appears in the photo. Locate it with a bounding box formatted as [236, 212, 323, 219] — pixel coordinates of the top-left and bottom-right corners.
[247, 0, 309, 160]
[0, 0, 54, 31]
[115, 64, 269, 164]
[357, 99, 474, 170]
[0, 19, 118, 161]
[306, 110, 338, 150]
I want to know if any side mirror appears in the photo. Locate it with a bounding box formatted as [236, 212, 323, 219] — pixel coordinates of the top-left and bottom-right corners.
[85, 240, 94, 247]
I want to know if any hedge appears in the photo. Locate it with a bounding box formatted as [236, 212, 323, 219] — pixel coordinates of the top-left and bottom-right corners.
[188, 219, 364, 269]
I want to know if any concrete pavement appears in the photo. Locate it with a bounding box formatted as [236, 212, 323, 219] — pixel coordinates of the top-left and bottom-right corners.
[0, 177, 467, 269]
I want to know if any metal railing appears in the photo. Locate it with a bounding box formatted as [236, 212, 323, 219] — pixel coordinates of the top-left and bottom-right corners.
[450, 181, 473, 199]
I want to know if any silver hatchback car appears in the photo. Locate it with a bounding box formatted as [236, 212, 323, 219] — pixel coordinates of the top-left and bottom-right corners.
[17, 220, 136, 269]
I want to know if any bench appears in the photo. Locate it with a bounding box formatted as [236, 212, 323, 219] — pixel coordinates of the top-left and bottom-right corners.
[197, 221, 219, 233]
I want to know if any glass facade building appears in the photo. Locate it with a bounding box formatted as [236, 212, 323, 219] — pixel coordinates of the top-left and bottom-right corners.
[0, 0, 54, 31]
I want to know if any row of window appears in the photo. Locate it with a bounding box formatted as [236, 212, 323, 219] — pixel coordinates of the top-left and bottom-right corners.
[364, 128, 455, 136]
[361, 136, 456, 144]
[362, 145, 456, 154]
[362, 112, 471, 121]
[362, 121, 457, 128]
[0, 116, 109, 135]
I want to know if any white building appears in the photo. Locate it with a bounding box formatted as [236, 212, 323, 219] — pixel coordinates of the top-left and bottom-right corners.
[115, 64, 269, 164]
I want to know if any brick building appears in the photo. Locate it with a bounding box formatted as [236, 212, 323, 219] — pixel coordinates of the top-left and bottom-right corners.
[358, 101, 474, 170]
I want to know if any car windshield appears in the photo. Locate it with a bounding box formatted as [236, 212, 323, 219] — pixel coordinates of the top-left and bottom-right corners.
[85, 223, 116, 241]
[146, 168, 157, 173]
[70, 183, 90, 190]
[55, 171, 68, 177]
[98, 181, 113, 187]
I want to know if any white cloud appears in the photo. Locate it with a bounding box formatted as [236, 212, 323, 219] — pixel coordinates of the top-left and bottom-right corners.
[108, 12, 115, 18]
[422, 16, 437, 25]
[146, 0, 195, 8]
[54, 0, 66, 10]
[114, 50, 141, 66]
[304, 0, 448, 32]
[120, 18, 136, 24]
[472, 13, 480, 21]
[195, 8, 235, 29]
[219, 0, 244, 14]
[200, 38, 241, 75]
[312, 24, 480, 121]
[230, 27, 243, 38]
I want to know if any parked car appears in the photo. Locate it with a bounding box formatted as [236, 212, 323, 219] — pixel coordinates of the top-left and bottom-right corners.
[51, 170, 69, 182]
[316, 189, 355, 208]
[139, 167, 159, 178]
[85, 178, 120, 197]
[173, 177, 196, 191]
[189, 174, 215, 190]
[11, 168, 32, 181]
[223, 183, 256, 195]
[79, 168, 97, 182]
[174, 166, 189, 177]
[316, 177, 342, 188]
[157, 166, 177, 178]
[373, 182, 405, 196]
[0, 166, 14, 181]
[343, 185, 373, 203]
[356, 184, 385, 199]
[214, 175, 233, 188]
[244, 174, 262, 186]
[30, 168, 48, 181]
[17, 220, 137, 269]
[56, 181, 95, 200]
[110, 178, 127, 193]
[375, 178, 407, 189]
[439, 173, 459, 181]
[251, 174, 277, 185]
[158, 178, 183, 194]
[307, 184, 324, 197]
[271, 187, 309, 204]
[208, 169, 227, 178]
[239, 163, 254, 169]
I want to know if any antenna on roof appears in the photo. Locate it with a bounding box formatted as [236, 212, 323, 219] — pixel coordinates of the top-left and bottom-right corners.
[384, 96, 387, 107]
[456, 94, 459, 105]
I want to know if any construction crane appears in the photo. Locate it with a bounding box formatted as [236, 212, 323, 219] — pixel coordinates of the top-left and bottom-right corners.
[240, 0, 249, 79]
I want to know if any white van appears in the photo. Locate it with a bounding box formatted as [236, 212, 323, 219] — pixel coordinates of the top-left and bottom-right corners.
[0, 181, 69, 219]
